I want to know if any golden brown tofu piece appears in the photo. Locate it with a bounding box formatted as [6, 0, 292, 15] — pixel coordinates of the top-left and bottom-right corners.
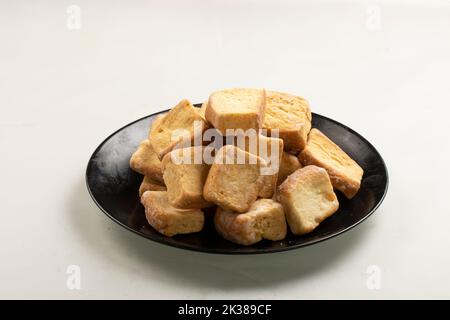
[298, 128, 363, 199]
[149, 99, 208, 160]
[214, 199, 287, 246]
[205, 88, 266, 133]
[141, 191, 204, 237]
[130, 139, 164, 183]
[263, 90, 312, 153]
[277, 165, 339, 235]
[162, 146, 212, 209]
[203, 145, 266, 213]
[139, 176, 166, 197]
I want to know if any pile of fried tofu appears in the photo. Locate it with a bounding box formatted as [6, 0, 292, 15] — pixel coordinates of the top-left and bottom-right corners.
[130, 88, 364, 245]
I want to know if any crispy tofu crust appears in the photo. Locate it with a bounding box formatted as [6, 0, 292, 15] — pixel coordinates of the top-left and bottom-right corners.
[214, 199, 287, 245]
[139, 176, 166, 197]
[298, 128, 363, 199]
[129, 139, 164, 183]
[141, 191, 204, 237]
[203, 145, 266, 213]
[148, 113, 166, 137]
[263, 90, 312, 153]
[277, 151, 302, 185]
[230, 134, 284, 198]
[205, 88, 266, 133]
[162, 146, 212, 209]
[149, 99, 208, 160]
[277, 165, 339, 235]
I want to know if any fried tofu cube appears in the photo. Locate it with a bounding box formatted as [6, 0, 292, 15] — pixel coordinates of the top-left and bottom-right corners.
[141, 191, 204, 237]
[214, 199, 287, 245]
[263, 90, 312, 153]
[162, 146, 212, 209]
[298, 128, 364, 199]
[277, 165, 339, 235]
[149, 99, 207, 160]
[203, 145, 266, 213]
[130, 139, 164, 183]
[231, 134, 283, 198]
[205, 88, 266, 133]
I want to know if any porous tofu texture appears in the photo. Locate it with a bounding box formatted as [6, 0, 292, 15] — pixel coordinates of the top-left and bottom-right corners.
[129, 139, 164, 183]
[229, 134, 283, 198]
[141, 191, 204, 237]
[205, 88, 266, 133]
[139, 176, 166, 197]
[263, 90, 312, 153]
[149, 99, 207, 160]
[277, 151, 302, 185]
[162, 146, 212, 209]
[277, 165, 339, 235]
[214, 199, 287, 246]
[299, 128, 363, 199]
[203, 145, 267, 213]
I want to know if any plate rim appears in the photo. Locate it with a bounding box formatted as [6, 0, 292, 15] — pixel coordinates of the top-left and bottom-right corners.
[85, 107, 389, 254]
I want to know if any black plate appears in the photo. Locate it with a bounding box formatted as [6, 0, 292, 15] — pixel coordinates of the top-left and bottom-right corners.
[86, 106, 388, 254]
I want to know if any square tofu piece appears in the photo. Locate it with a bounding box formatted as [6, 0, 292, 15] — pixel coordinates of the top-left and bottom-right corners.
[203, 145, 266, 213]
[277, 165, 339, 235]
[298, 128, 364, 199]
[129, 139, 164, 183]
[139, 176, 166, 197]
[149, 99, 207, 160]
[214, 199, 287, 246]
[205, 88, 266, 133]
[231, 134, 283, 198]
[162, 146, 212, 209]
[263, 90, 312, 153]
[141, 191, 204, 237]
[277, 151, 302, 185]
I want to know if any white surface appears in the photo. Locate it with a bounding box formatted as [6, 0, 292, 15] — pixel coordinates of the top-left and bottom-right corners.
[1, 0, 450, 299]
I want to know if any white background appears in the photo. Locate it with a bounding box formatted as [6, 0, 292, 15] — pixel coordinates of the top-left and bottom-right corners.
[1, 0, 449, 299]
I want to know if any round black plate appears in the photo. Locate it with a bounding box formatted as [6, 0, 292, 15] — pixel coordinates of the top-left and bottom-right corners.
[86, 106, 388, 254]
